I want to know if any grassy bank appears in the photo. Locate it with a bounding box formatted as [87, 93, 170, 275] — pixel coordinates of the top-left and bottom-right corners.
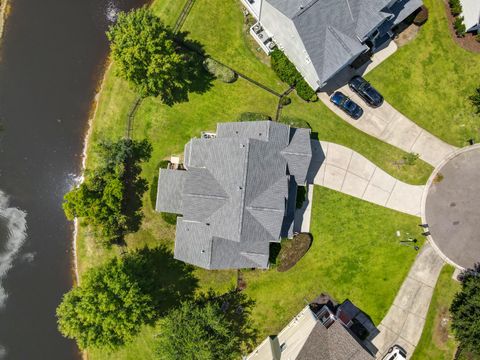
[366, 0, 480, 146]
[412, 265, 459, 360]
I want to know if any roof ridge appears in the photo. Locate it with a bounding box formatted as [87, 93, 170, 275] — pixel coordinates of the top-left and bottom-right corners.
[184, 193, 228, 200]
[237, 139, 251, 241]
[246, 205, 284, 212]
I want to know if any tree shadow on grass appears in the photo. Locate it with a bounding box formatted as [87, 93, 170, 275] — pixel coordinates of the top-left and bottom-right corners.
[124, 246, 199, 316]
[164, 32, 215, 106]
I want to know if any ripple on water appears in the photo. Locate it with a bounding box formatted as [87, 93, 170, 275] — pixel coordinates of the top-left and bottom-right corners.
[0, 190, 28, 309]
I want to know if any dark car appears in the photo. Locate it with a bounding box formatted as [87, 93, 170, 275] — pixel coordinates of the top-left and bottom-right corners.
[348, 76, 384, 107]
[330, 91, 363, 119]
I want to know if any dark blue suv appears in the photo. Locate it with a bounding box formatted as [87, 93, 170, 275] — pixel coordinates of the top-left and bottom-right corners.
[330, 91, 363, 119]
[348, 76, 384, 108]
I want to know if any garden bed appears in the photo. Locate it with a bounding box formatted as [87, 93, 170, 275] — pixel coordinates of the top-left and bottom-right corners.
[443, 0, 480, 53]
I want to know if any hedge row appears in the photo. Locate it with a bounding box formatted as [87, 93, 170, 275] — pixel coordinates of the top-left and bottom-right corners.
[270, 49, 318, 102]
[449, 0, 466, 37]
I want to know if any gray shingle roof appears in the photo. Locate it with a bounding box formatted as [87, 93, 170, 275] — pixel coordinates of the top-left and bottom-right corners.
[297, 321, 373, 360]
[155, 169, 186, 214]
[156, 121, 312, 270]
[264, 0, 421, 85]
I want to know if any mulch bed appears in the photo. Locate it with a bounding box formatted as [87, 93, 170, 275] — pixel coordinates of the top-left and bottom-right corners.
[443, 0, 480, 53]
[277, 233, 313, 272]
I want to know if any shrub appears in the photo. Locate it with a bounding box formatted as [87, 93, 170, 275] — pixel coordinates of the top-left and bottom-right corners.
[403, 152, 420, 165]
[454, 17, 466, 37]
[203, 58, 237, 83]
[476, 34, 480, 43]
[161, 212, 179, 225]
[270, 49, 318, 102]
[237, 112, 272, 122]
[277, 233, 313, 272]
[270, 49, 298, 86]
[296, 79, 318, 102]
[413, 6, 429, 26]
[279, 116, 311, 129]
[280, 96, 291, 106]
[449, 0, 462, 16]
[469, 87, 480, 113]
[296, 186, 306, 209]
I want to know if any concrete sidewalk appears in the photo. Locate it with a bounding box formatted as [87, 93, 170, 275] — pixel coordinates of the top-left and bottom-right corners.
[309, 141, 424, 217]
[372, 243, 445, 359]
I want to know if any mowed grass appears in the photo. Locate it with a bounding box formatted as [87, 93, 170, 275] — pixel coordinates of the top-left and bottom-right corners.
[244, 186, 424, 337]
[76, 0, 437, 358]
[412, 265, 460, 360]
[366, 0, 480, 147]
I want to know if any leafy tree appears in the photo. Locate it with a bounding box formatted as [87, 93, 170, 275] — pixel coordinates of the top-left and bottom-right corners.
[155, 291, 256, 360]
[63, 138, 152, 245]
[56, 254, 156, 350]
[107, 8, 187, 102]
[57, 247, 198, 350]
[450, 263, 480, 355]
[470, 87, 480, 114]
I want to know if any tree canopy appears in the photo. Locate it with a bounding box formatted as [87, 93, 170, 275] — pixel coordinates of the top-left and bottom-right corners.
[450, 263, 480, 355]
[57, 247, 198, 351]
[56, 254, 156, 350]
[63, 138, 152, 245]
[107, 7, 187, 102]
[155, 291, 256, 360]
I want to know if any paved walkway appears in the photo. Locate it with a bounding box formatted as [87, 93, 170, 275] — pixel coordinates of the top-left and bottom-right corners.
[372, 243, 445, 359]
[318, 42, 457, 168]
[309, 141, 424, 217]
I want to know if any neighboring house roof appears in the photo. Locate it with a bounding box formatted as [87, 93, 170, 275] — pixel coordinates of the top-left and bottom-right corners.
[247, 304, 374, 360]
[297, 321, 372, 360]
[460, 0, 480, 31]
[261, 0, 422, 87]
[156, 121, 312, 270]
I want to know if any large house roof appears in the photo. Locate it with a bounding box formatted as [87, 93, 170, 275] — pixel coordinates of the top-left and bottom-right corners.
[156, 121, 312, 270]
[263, 0, 422, 86]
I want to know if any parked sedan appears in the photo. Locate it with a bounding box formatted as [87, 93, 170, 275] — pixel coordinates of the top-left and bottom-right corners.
[382, 345, 407, 360]
[348, 75, 384, 107]
[330, 91, 363, 119]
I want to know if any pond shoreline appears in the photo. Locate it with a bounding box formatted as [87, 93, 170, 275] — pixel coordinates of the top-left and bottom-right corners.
[72, 58, 112, 360]
[72, 59, 112, 285]
[0, 0, 10, 43]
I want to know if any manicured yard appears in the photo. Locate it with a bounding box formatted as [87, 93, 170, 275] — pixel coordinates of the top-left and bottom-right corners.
[76, 0, 437, 358]
[366, 0, 480, 147]
[412, 265, 460, 360]
[244, 186, 424, 337]
[88, 186, 424, 359]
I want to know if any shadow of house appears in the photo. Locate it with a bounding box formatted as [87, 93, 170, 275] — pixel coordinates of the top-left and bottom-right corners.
[247, 293, 379, 360]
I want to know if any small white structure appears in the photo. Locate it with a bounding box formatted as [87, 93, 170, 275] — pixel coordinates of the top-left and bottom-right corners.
[460, 0, 480, 33]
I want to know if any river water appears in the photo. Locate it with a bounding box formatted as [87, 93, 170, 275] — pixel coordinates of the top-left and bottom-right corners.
[0, 0, 144, 358]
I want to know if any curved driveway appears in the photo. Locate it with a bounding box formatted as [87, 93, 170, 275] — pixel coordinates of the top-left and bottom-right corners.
[309, 141, 424, 217]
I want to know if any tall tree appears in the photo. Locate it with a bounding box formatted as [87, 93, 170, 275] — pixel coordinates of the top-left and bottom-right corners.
[56, 254, 156, 350]
[155, 291, 256, 360]
[450, 263, 480, 355]
[63, 138, 152, 245]
[107, 7, 187, 103]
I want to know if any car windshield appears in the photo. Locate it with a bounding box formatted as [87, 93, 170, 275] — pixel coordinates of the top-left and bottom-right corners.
[345, 100, 356, 111]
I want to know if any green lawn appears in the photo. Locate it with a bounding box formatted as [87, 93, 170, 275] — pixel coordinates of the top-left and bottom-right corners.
[366, 0, 480, 147]
[412, 265, 460, 360]
[244, 186, 424, 337]
[76, 0, 438, 358]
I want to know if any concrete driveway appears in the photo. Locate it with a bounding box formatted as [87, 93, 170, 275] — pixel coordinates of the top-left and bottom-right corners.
[309, 140, 424, 217]
[372, 243, 445, 359]
[317, 41, 456, 168]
